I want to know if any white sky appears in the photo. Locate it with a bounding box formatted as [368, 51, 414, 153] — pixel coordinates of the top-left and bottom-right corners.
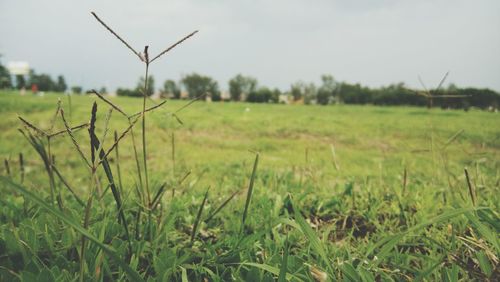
[1, 0, 499, 92]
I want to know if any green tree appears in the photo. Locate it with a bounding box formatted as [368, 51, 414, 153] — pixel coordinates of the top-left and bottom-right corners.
[136, 75, 155, 96]
[15, 75, 26, 89]
[161, 79, 180, 99]
[37, 74, 55, 91]
[270, 88, 281, 103]
[229, 74, 257, 101]
[289, 81, 316, 103]
[303, 83, 317, 105]
[116, 88, 141, 97]
[0, 58, 12, 89]
[56, 75, 67, 92]
[27, 70, 55, 91]
[181, 73, 220, 101]
[337, 82, 373, 104]
[117, 76, 155, 97]
[71, 86, 82, 94]
[290, 81, 304, 101]
[317, 75, 338, 105]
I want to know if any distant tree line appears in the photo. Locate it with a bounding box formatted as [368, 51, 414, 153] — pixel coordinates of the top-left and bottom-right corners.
[1, 57, 498, 109]
[155, 73, 500, 110]
[0, 57, 68, 92]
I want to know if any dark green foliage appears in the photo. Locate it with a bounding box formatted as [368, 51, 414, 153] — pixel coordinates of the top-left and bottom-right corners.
[289, 81, 304, 102]
[289, 81, 316, 104]
[15, 75, 26, 90]
[27, 70, 55, 92]
[335, 81, 500, 109]
[55, 75, 67, 92]
[338, 82, 372, 104]
[117, 76, 155, 97]
[0, 59, 11, 89]
[116, 87, 141, 97]
[71, 86, 82, 94]
[316, 74, 337, 105]
[181, 73, 220, 101]
[136, 75, 155, 96]
[246, 87, 278, 103]
[229, 74, 257, 101]
[161, 79, 180, 99]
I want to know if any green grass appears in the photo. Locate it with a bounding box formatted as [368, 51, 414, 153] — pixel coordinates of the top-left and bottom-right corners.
[0, 90, 499, 281]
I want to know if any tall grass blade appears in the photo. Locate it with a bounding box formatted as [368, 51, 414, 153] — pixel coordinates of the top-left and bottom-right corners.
[19, 153, 24, 183]
[277, 237, 289, 282]
[402, 166, 408, 196]
[205, 190, 238, 223]
[241, 153, 259, 233]
[141, 62, 151, 206]
[464, 168, 477, 207]
[171, 132, 175, 178]
[289, 198, 332, 273]
[19, 130, 57, 204]
[191, 186, 210, 242]
[114, 130, 123, 193]
[4, 159, 10, 177]
[151, 182, 167, 209]
[90, 130, 131, 247]
[442, 129, 464, 149]
[329, 144, 340, 171]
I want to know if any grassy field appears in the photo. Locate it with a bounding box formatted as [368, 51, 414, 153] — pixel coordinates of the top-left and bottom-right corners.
[0, 90, 499, 281]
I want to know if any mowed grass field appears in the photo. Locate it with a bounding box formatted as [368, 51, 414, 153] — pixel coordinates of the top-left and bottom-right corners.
[0, 90, 499, 281]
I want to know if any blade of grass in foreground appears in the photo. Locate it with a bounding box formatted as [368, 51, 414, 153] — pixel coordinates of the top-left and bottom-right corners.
[91, 131, 131, 248]
[191, 186, 210, 242]
[240, 153, 259, 234]
[289, 197, 333, 274]
[0, 176, 144, 282]
[278, 237, 289, 282]
[205, 190, 239, 223]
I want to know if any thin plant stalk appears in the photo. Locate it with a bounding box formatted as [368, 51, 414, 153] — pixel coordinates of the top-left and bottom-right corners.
[141, 51, 151, 207]
[241, 153, 259, 234]
[171, 133, 175, 179]
[19, 153, 24, 183]
[80, 177, 96, 282]
[205, 190, 239, 223]
[402, 167, 408, 196]
[46, 136, 61, 209]
[4, 159, 10, 177]
[191, 186, 210, 242]
[114, 131, 123, 193]
[464, 168, 477, 207]
[129, 123, 144, 204]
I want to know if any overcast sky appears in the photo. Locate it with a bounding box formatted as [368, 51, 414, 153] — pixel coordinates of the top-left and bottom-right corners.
[1, 0, 499, 92]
